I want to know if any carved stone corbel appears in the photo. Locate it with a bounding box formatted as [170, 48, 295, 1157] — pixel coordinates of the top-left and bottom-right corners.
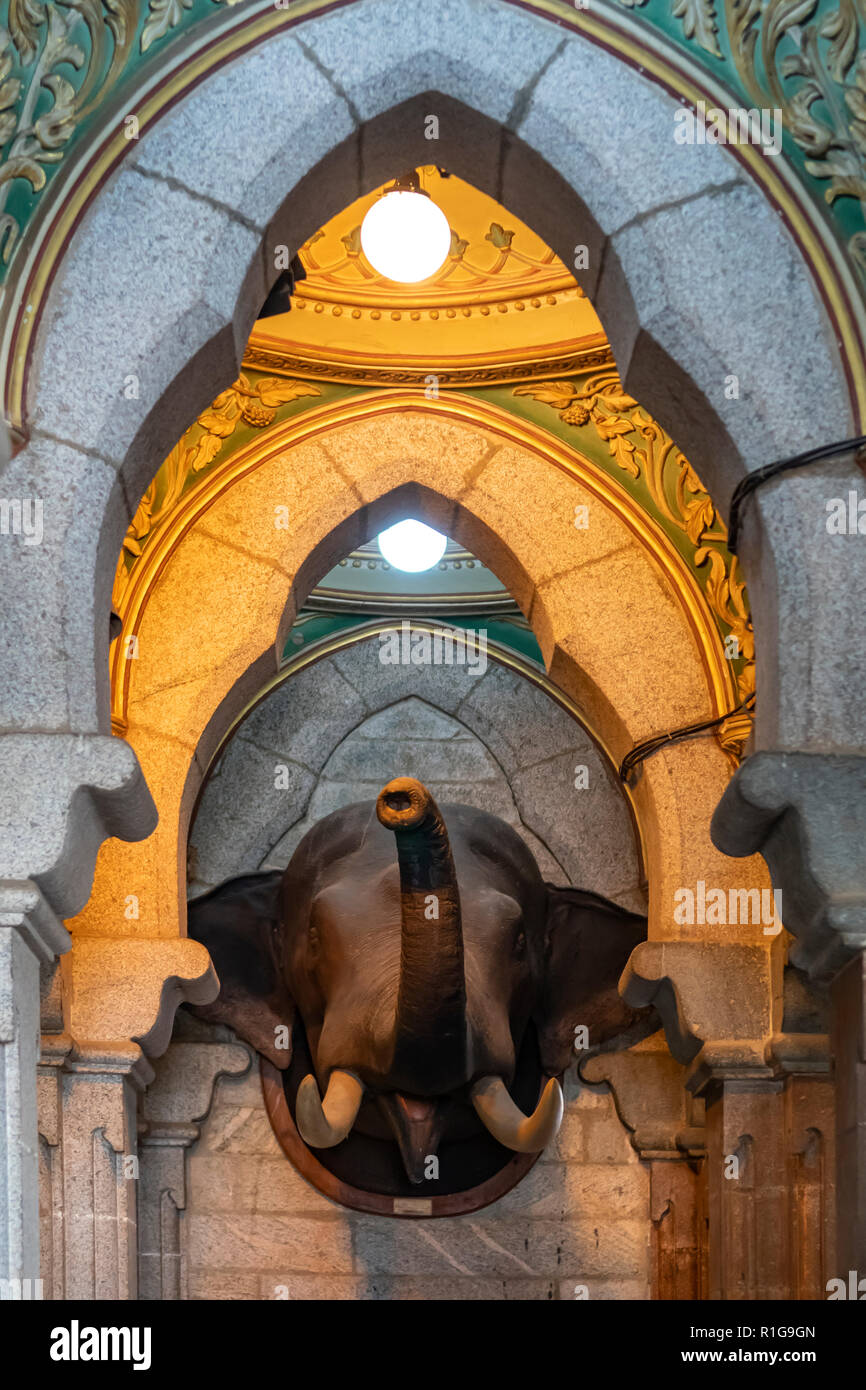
[711, 752, 866, 981]
[620, 939, 775, 1076]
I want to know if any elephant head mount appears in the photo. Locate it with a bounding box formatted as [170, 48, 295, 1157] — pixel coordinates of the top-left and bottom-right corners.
[187, 777, 653, 1195]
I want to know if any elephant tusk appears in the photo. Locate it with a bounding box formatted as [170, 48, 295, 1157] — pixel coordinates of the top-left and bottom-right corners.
[470, 1075, 564, 1152]
[296, 1069, 364, 1148]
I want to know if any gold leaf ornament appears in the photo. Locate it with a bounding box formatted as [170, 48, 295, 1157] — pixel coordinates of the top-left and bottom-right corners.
[0, 38, 21, 148]
[256, 377, 321, 408]
[671, 0, 722, 57]
[141, 0, 194, 54]
[486, 222, 515, 249]
[593, 412, 640, 476]
[513, 380, 580, 410]
[34, 73, 77, 150]
[9, 0, 44, 65]
[821, 0, 859, 84]
[114, 374, 321, 607]
[513, 371, 756, 734]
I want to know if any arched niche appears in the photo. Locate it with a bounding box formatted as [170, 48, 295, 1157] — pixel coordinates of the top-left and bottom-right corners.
[69, 404, 771, 989]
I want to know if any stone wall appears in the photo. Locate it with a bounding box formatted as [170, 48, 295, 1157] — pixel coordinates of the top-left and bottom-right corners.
[189, 634, 646, 914]
[181, 1046, 649, 1301]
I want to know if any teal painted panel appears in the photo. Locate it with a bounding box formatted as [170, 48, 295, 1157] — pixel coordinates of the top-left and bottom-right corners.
[282, 611, 545, 666]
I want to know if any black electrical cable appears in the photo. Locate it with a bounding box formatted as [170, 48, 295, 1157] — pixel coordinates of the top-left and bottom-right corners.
[620, 436, 864, 778]
[618, 693, 756, 784]
[727, 434, 866, 554]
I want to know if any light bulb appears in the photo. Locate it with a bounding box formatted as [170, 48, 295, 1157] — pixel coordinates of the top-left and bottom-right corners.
[377, 519, 448, 573]
[360, 190, 451, 283]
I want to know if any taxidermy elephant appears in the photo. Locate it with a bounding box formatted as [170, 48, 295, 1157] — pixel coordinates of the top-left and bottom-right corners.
[187, 777, 650, 1184]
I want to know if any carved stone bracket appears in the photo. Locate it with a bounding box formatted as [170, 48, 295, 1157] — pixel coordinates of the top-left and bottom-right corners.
[68, 938, 218, 1057]
[582, 1030, 704, 1158]
[0, 734, 157, 923]
[620, 940, 775, 1079]
[712, 752, 866, 981]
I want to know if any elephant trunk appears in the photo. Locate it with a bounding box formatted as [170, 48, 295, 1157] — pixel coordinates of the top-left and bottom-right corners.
[376, 778, 466, 1091]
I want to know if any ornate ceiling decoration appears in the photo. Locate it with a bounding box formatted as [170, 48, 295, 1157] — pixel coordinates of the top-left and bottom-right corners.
[3, 0, 866, 295]
[620, 0, 866, 283]
[512, 371, 755, 756]
[248, 166, 609, 384]
[2, 0, 865, 435]
[110, 164, 755, 764]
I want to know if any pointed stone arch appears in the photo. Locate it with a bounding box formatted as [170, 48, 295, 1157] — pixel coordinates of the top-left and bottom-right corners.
[70, 406, 770, 1020]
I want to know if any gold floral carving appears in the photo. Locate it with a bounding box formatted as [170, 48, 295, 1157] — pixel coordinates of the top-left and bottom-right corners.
[112, 373, 320, 609]
[514, 373, 755, 758]
[728, 0, 866, 275]
[0, 0, 233, 265]
[618, 0, 866, 279]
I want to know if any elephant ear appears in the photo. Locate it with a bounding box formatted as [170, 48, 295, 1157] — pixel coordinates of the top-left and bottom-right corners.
[186, 870, 295, 1069]
[535, 884, 654, 1076]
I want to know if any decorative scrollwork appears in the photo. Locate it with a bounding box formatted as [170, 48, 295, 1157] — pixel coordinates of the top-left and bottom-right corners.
[617, 0, 866, 284]
[112, 373, 320, 609]
[513, 372, 755, 756]
[0, 0, 228, 273]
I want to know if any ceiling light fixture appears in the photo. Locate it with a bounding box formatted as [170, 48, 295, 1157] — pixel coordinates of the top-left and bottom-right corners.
[377, 519, 448, 573]
[360, 170, 452, 284]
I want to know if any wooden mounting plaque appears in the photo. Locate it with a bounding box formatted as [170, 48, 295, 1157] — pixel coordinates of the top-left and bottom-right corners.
[260, 1058, 540, 1219]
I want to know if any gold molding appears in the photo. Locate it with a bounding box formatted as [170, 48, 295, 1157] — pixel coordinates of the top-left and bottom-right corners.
[109, 390, 741, 746]
[242, 338, 614, 388]
[249, 167, 608, 379]
[291, 166, 582, 311]
[114, 372, 322, 595]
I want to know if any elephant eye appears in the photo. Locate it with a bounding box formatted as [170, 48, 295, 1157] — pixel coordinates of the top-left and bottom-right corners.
[309, 923, 320, 956]
[514, 930, 526, 956]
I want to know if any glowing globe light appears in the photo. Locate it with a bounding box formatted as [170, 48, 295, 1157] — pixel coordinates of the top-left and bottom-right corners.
[360, 190, 451, 283]
[377, 519, 448, 573]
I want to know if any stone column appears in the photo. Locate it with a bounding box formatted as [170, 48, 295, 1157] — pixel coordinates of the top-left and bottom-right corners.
[0, 732, 157, 1289]
[0, 883, 69, 1286]
[620, 940, 772, 1301]
[36, 941, 217, 1299]
[701, 1050, 835, 1300]
[621, 939, 837, 1297]
[831, 952, 866, 1277]
[713, 753, 866, 1283]
[60, 1042, 153, 1300]
[704, 1077, 789, 1299]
